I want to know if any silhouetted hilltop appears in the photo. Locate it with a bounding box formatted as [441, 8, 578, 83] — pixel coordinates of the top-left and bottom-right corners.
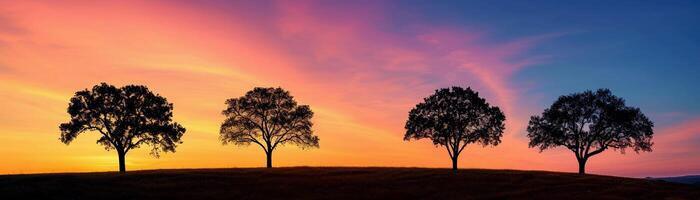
[1, 167, 697, 200]
[653, 175, 700, 186]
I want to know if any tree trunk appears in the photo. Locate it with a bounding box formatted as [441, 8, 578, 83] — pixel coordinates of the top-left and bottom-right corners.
[117, 150, 126, 173]
[266, 151, 272, 168]
[451, 156, 458, 171]
[578, 158, 587, 174]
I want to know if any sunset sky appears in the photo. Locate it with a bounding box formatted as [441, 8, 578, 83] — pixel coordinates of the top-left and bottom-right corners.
[1, 0, 698, 177]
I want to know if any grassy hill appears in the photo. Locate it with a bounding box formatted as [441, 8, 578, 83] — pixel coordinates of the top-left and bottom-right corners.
[1, 167, 697, 200]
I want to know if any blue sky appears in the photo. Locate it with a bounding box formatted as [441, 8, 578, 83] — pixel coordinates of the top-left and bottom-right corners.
[399, 0, 700, 122]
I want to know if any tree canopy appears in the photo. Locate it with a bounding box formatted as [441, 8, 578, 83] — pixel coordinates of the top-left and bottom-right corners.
[404, 87, 505, 170]
[527, 89, 654, 174]
[220, 87, 318, 168]
[59, 83, 186, 173]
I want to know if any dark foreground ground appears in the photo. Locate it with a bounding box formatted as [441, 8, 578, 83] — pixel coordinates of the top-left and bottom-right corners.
[1, 167, 698, 200]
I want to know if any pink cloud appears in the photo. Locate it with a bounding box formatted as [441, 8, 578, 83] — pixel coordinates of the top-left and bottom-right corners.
[657, 119, 700, 145]
[585, 118, 700, 177]
[269, 0, 547, 123]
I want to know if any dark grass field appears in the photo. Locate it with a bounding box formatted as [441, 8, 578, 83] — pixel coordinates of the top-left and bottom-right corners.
[1, 167, 698, 200]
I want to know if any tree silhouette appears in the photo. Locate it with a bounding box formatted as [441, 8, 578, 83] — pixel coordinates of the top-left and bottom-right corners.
[527, 89, 654, 174]
[404, 87, 505, 171]
[59, 83, 186, 173]
[220, 87, 318, 168]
